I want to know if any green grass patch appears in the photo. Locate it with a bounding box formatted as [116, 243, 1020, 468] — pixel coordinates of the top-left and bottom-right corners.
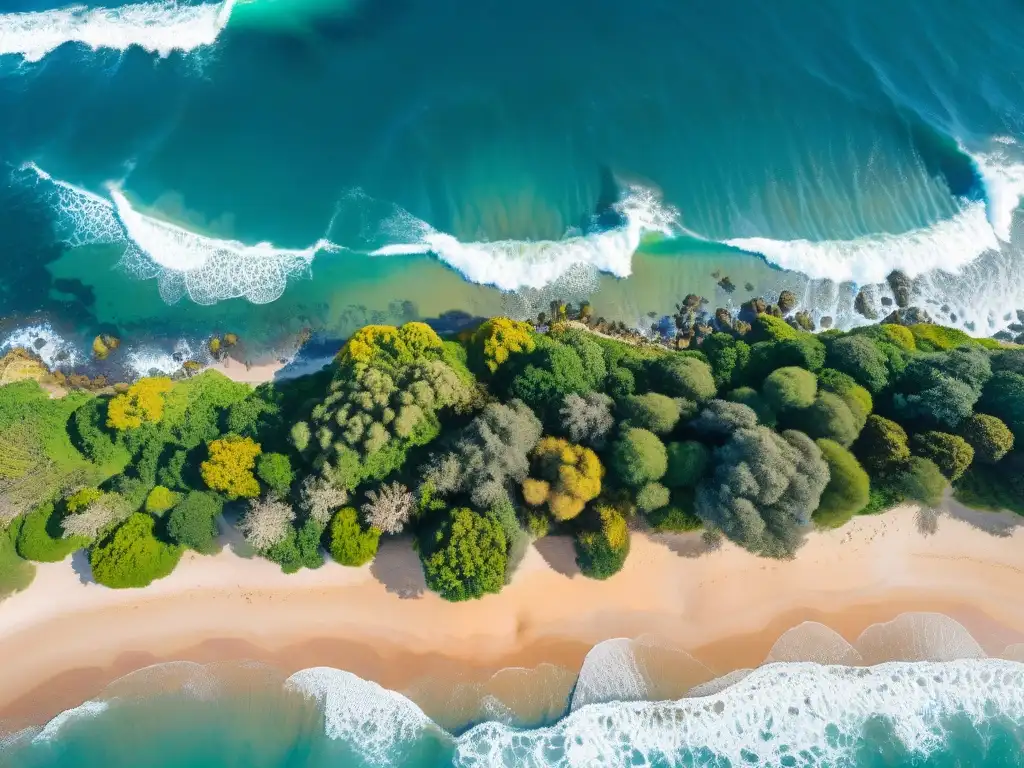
[1, 519, 36, 600]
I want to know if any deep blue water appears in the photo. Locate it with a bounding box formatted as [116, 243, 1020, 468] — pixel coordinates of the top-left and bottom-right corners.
[1, 0, 1024, 373]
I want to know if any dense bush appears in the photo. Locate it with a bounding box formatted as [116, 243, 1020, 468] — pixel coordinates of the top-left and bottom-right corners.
[328, 507, 380, 567]
[813, 439, 870, 529]
[609, 428, 667, 487]
[520, 437, 602, 521]
[575, 505, 630, 579]
[106, 378, 173, 430]
[0, 518, 34, 598]
[90, 513, 182, 588]
[422, 508, 507, 601]
[696, 427, 828, 558]
[621, 393, 684, 434]
[825, 335, 890, 393]
[664, 441, 710, 488]
[750, 315, 799, 343]
[816, 368, 872, 430]
[635, 482, 671, 513]
[762, 367, 817, 412]
[650, 355, 716, 402]
[691, 399, 758, 437]
[561, 392, 615, 448]
[201, 436, 262, 499]
[647, 494, 703, 532]
[855, 415, 911, 475]
[724, 387, 776, 427]
[167, 491, 223, 553]
[16, 504, 88, 562]
[469, 318, 536, 375]
[145, 485, 179, 515]
[256, 452, 294, 497]
[791, 392, 860, 447]
[958, 414, 1014, 464]
[978, 371, 1024, 442]
[702, 333, 750, 387]
[894, 457, 948, 508]
[911, 432, 974, 481]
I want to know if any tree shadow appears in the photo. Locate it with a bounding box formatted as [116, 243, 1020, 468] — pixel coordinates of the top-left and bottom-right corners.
[70, 548, 94, 585]
[533, 536, 580, 577]
[370, 538, 426, 599]
[654, 530, 722, 559]
[943, 496, 1024, 538]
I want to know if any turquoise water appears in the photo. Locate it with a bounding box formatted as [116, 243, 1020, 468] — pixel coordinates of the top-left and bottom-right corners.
[3, 658, 1024, 767]
[3, 0, 1024, 372]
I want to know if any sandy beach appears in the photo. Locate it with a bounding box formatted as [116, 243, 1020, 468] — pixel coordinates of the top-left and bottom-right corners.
[1, 503, 1022, 729]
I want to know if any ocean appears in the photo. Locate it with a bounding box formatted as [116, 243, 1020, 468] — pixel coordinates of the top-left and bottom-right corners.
[2, 617, 1024, 767]
[2, 0, 1024, 373]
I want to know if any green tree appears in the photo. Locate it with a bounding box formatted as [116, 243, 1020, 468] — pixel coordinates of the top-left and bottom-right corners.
[978, 371, 1024, 442]
[691, 399, 759, 437]
[702, 333, 750, 387]
[855, 415, 911, 475]
[635, 482, 671, 513]
[724, 387, 776, 427]
[16, 504, 87, 562]
[791, 392, 860, 447]
[422, 508, 507, 601]
[762, 367, 817, 412]
[825, 335, 890, 393]
[621, 393, 683, 435]
[817, 368, 872, 431]
[575, 505, 630, 579]
[90, 513, 182, 588]
[609, 428, 668, 487]
[145, 486, 179, 515]
[959, 414, 1014, 464]
[650, 356, 716, 402]
[328, 507, 380, 567]
[895, 457, 948, 507]
[813, 439, 870, 529]
[256, 452, 294, 497]
[167, 491, 223, 554]
[911, 432, 974, 481]
[664, 441, 710, 488]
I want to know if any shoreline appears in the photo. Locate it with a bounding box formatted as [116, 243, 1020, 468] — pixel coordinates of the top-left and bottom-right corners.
[2, 504, 1023, 730]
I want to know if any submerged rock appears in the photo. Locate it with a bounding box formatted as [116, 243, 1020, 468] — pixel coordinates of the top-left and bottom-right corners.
[718, 276, 736, 293]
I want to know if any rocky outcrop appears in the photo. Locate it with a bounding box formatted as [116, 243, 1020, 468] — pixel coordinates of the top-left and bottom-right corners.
[854, 287, 878, 320]
[886, 270, 912, 308]
[881, 306, 932, 326]
[819, 316, 834, 330]
[92, 334, 120, 360]
[777, 290, 797, 315]
[0, 348, 51, 385]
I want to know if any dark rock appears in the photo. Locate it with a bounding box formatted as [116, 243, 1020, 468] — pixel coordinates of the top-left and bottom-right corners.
[854, 287, 878, 320]
[768, 304, 783, 318]
[881, 297, 893, 307]
[941, 305, 951, 313]
[950, 313, 957, 323]
[965, 321, 976, 332]
[172, 352, 184, 363]
[33, 337, 46, 350]
[882, 306, 932, 326]
[1008, 323, 1024, 333]
[744, 282, 754, 292]
[994, 330, 1014, 342]
[738, 298, 767, 323]
[1017, 309, 1024, 324]
[680, 294, 704, 311]
[820, 316, 833, 329]
[718, 276, 736, 293]
[711, 270, 721, 280]
[777, 290, 798, 315]
[886, 270, 912, 308]
[714, 307, 734, 331]
[793, 310, 815, 332]
[732, 320, 752, 337]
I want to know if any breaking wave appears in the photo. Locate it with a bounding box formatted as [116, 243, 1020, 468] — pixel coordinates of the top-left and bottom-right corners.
[724, 138, 1024, 285]
[0, 0, 235, 63]
[369, 186, 678, 291]
[19, 163, 337, 305]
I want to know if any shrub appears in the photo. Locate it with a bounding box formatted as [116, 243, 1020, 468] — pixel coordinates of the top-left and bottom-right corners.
[696, 427, 829, 558]
[825, 336, 889, 393]
[691, 399, 759, 437]
[520, 437, 603, 521]
[90, 513, 182, 588]
[239, 498, 295, 551]
[607, 367, 636, 400]
[144, 486, 179, 515]
[61, 492, 134, 540]
[893, 374, 979, 430]
[426, 400, 543, 509]
[855, 415, 911, 475]
[911, 432, 974, 481]
[958, 414, 1014, 464]
[650, 355, 716, 402]
[635, 482, 671, 513]
[328, 507, 380, 566]
[550, 327, 607, 390]
[490, 497, 530, 583]
[647, 494, 703, 532]
[575, 505, 629, 579]
[509, 345, 591, 424]
[16, 504, 88, 562]
[750, 315, 798, 343]
[298, 476, 349, 528]
[724, 387, 776, 427]
[256, 452, 294, 497]
[817, 368, 872, 429]
[909, 324, 980, 352]
[762, 367, 817, 412]
[792, 392, 860, 447]
[747, 336, 827, 382]
[167, 491, 223, 553]
[66, 487, 102, 513]
[361, 481, 415, 534]
[157, 449, 193, 492]
[978, 371, 1024, 442]
[470, 318, 536, 375]
[609, 428, 667, 487]
[561, 392, 615, 448]
[338, 322, 444, 370]
[813, 439, 870, 529]
[106, 377, 173, 430]
[622, 393, 682, 435]
[880, 324, 916, 351]
[201, 436, 262, 499]
[664, 441, 710, 488]
[702, 333, 750, 387]
[894, 457, 948, 507]
[422, 508, 507, 601]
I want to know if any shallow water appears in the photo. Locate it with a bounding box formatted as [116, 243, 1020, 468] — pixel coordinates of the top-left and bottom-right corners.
[2, 0, 1024, 368]
[3, 615, 1024, 767]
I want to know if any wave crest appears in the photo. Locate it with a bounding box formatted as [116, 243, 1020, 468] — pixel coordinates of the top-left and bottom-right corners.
[0, 1, 234, 63]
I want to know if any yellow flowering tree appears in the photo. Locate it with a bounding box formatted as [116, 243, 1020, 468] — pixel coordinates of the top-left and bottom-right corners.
[201, 436, 262, 499]
[470, 317, 535, 375]
[337, 322, 443, 369]
[520, 437, 602, 520]
[106, 377, 173, 430]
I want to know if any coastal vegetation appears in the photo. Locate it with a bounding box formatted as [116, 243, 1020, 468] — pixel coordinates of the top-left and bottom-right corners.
[1, 301, 1023, 601]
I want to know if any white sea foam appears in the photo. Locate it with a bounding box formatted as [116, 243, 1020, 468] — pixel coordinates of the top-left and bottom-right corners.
[20, 163, 335, 305]
[455, 659, 1024, 767]
[0, 322, 80, 368]
[285, 667, 448, 764]
[32, 700, 109, 743]
[124, 338, 197, 376]
[371, 186, 678, 291]
[969, 137, 1024, 242]
[0, 1, 234, 63]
